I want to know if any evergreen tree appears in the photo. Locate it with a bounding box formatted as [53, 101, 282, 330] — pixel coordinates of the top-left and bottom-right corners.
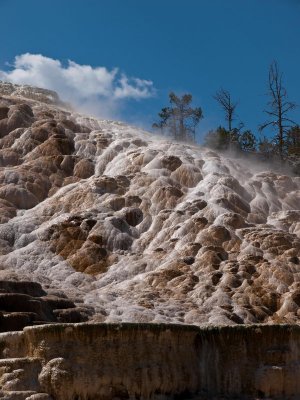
[203, 126, 231, 150]
[258, 136, 275, 160]
[153, 92, 203, 142]
[239, 130, 257, 152]
[204, 125, 257, 154]
[286, 125, 300, 156]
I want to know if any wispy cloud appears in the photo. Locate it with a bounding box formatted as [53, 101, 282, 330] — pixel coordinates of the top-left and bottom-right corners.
[0, 53, 155, 119]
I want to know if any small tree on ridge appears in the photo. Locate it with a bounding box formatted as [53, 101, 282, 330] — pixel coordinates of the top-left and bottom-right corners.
[259, 61, 296, 159]
[214, 88, 238, 133]
[153, 92, 203, 142]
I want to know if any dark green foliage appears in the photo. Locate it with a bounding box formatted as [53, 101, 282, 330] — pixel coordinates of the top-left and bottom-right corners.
[204, 126, 230, 150]
[258, 136, 275, 160]
[239, 130, 257, 152]
[204, 126, 256, 153]
[153, 92, 203, 142]
[286, 125, 300, 156]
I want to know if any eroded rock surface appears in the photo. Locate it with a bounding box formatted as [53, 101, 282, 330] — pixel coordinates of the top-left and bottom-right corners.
[0, 323, 300, 399]
[0, 83, 299, 325]
[0, 278, 93, 331]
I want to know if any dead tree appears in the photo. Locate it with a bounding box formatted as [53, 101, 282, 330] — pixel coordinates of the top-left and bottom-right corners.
[259, 61, 296, 159]
[214, 88, 238, 132]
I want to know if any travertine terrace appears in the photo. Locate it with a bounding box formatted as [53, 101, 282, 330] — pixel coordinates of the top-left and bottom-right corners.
[1, 323, 300, 399]
[0, 82, 299, 327]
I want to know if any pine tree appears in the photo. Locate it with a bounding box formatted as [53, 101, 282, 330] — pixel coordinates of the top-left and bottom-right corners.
[153, 92, 203, 142]
[239, 130, 257, 152]
[286, 125, 300, 156]
[203, 126, 230, 150]
[258, 136, 275, 160]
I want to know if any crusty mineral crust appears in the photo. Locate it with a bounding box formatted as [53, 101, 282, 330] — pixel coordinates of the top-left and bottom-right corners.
[0, 322, 300, 399]
[0, 83, 299, 326]
[0, 81, 63, 105]
[0, 280, 94, 332]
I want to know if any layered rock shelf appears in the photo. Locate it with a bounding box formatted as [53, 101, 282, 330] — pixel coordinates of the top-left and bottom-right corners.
[0, 323, 299, 399]
[0, 280, 94, 332]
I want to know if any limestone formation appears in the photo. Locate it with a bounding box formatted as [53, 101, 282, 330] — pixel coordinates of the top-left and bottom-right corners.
[0, 279, 93, 332]
[0, 323, 299, 399]
[0, 82, 298, 328]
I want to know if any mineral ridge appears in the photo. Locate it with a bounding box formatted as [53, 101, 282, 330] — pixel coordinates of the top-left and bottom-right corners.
[0, 83, 300, 400]
[0, 82, 299, 327]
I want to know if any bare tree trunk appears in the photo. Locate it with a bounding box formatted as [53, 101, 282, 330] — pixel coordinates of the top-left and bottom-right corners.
[213, 88, 237, 149]
[260, 61, 296, 161]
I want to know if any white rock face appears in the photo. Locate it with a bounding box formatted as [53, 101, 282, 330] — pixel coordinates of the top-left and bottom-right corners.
[0, 83, 299, 325]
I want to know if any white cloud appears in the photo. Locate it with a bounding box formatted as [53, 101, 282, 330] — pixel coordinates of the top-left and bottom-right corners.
[114, 75, 154, 99]
[0, 53, 155, 119]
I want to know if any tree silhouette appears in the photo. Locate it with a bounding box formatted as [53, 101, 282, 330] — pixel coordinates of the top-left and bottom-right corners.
[239, 130, 257, 152]
[204, 126, 230, 150]
[214, 88, 238, 132]
[259, 61, 296, 159]
[204, 126, 256, 153]
[286, 125, 300, 156]
[153, 92, 203, 142]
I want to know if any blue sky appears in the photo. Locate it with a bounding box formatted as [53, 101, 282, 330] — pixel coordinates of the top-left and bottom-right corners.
[0, 0, 299, 141]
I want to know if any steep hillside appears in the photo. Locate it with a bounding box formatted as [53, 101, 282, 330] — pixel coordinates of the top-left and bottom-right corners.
[0, 83, 299, 326]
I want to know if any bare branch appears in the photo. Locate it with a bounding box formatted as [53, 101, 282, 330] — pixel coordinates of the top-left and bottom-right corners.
[259, 121, 275, 131]
[213, 88, 238, 132]
[260, 61, 297, 159]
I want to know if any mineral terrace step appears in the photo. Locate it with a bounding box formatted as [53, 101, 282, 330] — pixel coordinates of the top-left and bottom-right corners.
[0, 358, 42, 393]
[32, 321, 56, 326]
[0, 357, 41, 368]
[25, 394, 53, 400]
[0, 390, 38, 400]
